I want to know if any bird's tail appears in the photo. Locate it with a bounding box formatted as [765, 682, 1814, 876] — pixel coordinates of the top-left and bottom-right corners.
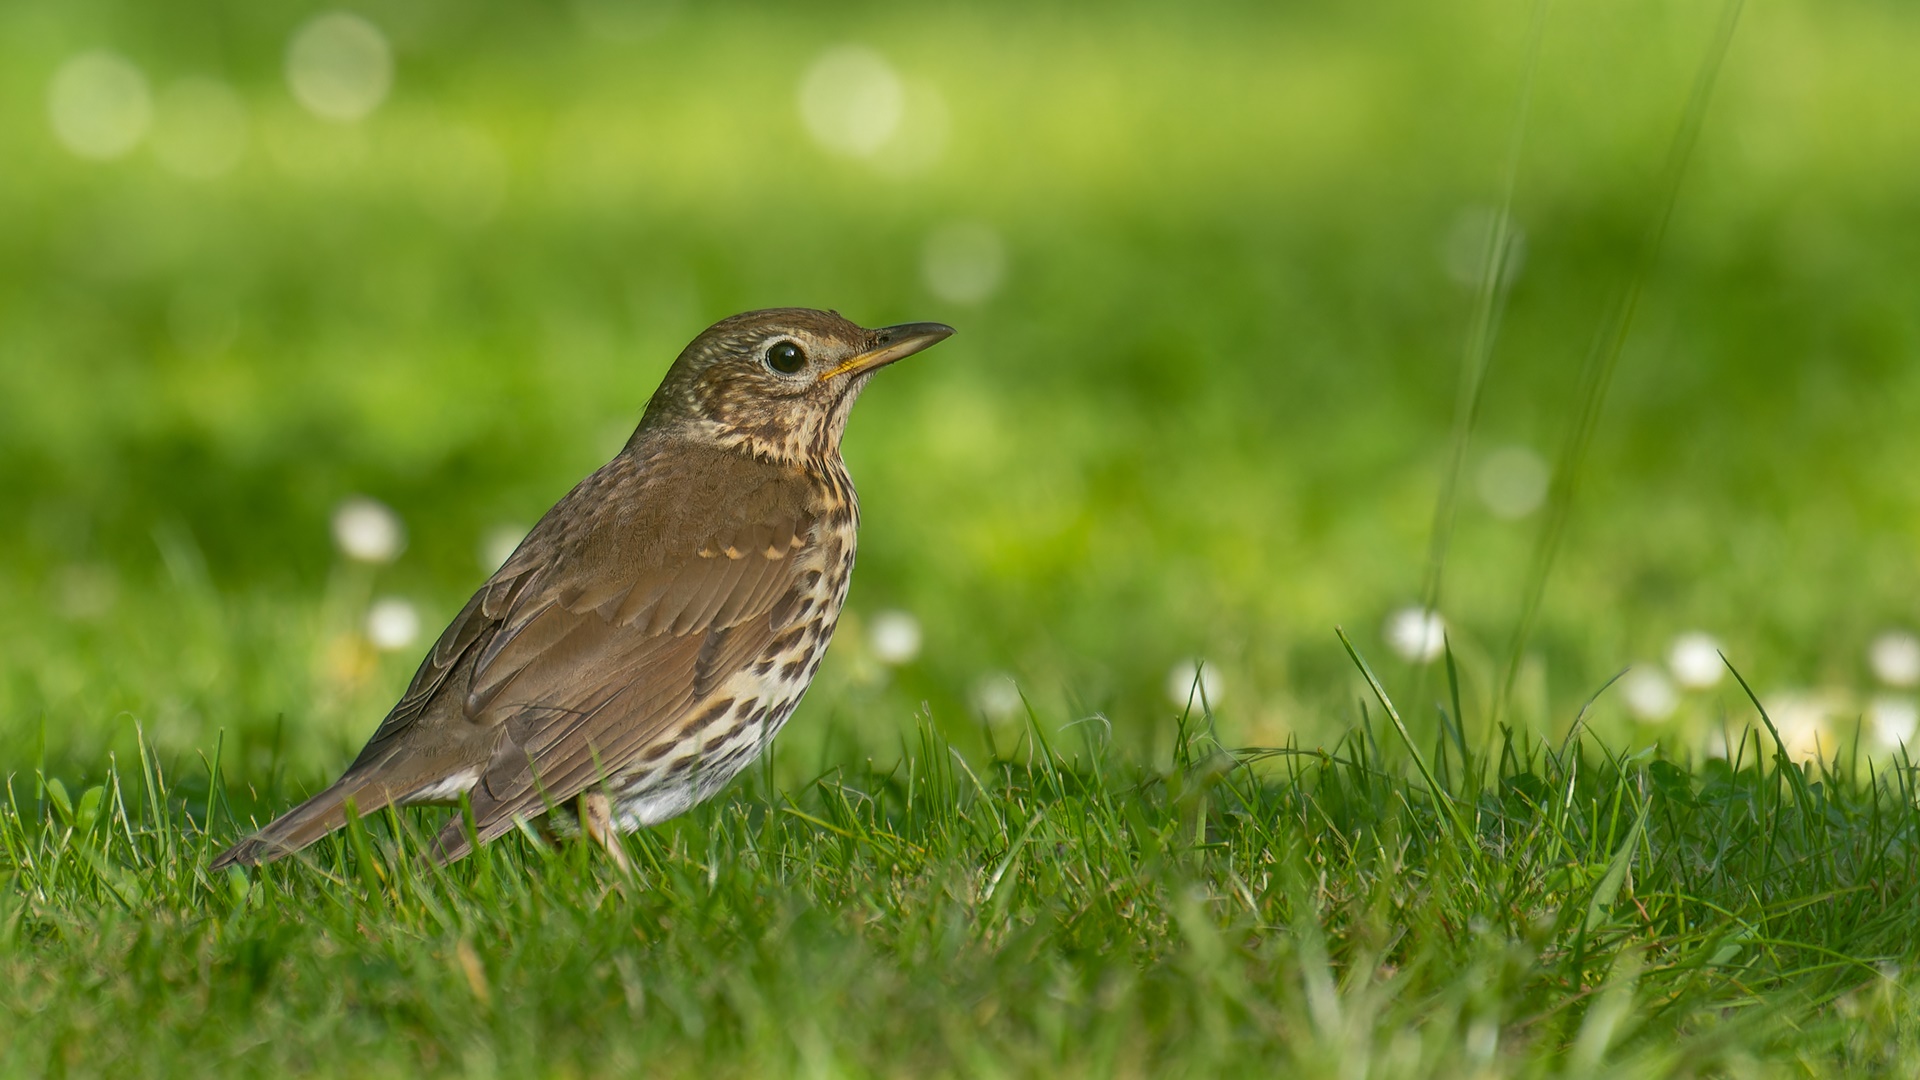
[210, 776, 401, 870]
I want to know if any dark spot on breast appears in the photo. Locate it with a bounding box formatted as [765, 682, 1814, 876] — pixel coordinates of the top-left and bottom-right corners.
[781, 659, 806, 680]
[755, 658, 776, 676]
[639, 740, 677, 763]
[692, 697, 734, 728]
[769, 589, 802, 626]
[734, 699, 758, 719]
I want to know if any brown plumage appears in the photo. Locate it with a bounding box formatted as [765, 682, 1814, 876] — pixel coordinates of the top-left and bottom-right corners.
[213, 308, 952, 869]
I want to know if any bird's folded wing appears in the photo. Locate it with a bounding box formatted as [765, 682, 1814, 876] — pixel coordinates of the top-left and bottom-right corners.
[348, 568, 537, 768]
[453, 458, 821, 834]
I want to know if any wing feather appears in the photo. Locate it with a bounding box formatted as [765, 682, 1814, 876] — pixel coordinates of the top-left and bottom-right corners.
[446, 448, 824, 838]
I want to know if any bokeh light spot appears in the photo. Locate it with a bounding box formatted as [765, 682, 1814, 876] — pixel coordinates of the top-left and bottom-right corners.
[798, 46, 903, 158]
[287, 12, 393, 123]
[48, 51, 152, 160]
[1764, 691, 1835, 763]
[1476, 445, 1549, 520]
[971, 672, 1024, 722]
[1621, 665, 1678, 722]
[922, 222, 1006, 305]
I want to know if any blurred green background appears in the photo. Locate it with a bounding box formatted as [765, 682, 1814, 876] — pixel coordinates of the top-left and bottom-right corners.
[4, 0, 1920, 793]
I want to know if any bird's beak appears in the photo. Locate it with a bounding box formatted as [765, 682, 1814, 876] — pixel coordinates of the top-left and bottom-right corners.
[817, 322, 956, 382]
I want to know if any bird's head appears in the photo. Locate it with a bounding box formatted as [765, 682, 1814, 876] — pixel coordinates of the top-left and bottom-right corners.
[639, 308, 954, 465]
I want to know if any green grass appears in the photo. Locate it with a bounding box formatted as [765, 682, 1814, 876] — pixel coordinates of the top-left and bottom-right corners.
[8, 0, 1920, 1072]
[6, 654, 1919, 1075]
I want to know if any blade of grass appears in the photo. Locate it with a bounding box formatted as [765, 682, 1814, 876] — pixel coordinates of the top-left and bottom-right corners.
[1337, 627, 1472, 851]
[1493, 0, 1746, 724]
[1418, 0, 1553, 622]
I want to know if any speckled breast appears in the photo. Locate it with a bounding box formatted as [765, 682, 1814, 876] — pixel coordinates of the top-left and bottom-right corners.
[605, 465, 859, 831]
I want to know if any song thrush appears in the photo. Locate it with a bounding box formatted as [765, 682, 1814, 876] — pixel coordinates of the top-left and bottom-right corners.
[213, 308, 953, 868]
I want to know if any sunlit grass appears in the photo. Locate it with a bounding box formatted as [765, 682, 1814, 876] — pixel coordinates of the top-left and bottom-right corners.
[4, 647, 1917, 1075]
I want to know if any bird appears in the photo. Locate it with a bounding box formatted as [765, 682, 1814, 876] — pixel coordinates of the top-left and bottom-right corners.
[213, 308, 953, 869]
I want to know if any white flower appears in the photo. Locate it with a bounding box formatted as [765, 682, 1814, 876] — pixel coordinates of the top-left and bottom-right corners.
[1383, 607, 1446, 664]
[1763, 691, 1835, 763]
[1622, 666, 1678, 722]
[1166, 658, 1223, 711]
[971, 672, 1023, 722]
[1868, 695, 1918, 752]
[1869, 630, 1920, 688]
[365, 597, 420, 651]
[331, 496, 405, 563]
[1667, 632, 1725, 690]
[868, 610, 922, 665]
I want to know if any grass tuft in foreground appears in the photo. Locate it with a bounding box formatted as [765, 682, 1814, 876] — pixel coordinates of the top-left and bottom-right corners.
[4, 648, 1919, 1076]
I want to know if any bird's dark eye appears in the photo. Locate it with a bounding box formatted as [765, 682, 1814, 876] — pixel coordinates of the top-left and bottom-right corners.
[765, 341, 806, 374]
